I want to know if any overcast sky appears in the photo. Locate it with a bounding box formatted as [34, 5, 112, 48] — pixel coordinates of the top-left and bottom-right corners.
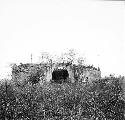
[0, 0, 125, 79]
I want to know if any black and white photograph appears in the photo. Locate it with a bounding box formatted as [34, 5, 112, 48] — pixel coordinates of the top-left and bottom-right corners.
[0, 0, 125, 119]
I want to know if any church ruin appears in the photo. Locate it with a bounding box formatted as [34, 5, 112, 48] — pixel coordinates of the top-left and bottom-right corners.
[12, 62, 101, 85]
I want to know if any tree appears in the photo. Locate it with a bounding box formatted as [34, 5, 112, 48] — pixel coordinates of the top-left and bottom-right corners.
[39, 52, 51, 64]
[61, 49, 77, 64]
[77, 56, 85, 66]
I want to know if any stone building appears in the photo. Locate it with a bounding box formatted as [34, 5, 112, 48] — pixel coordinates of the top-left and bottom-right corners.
[45, 63, 101, 84]
[12, 62, 101, 85]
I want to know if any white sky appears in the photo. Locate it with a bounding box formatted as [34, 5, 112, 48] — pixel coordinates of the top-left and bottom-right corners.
[0, 0, 125, 79]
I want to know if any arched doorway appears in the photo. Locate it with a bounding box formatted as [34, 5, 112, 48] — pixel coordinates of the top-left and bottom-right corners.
[52, 68, 69, 84]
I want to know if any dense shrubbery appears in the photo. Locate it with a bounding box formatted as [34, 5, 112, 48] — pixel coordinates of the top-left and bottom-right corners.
[0, 76, 125, 120]
[12, 63, 46, 87]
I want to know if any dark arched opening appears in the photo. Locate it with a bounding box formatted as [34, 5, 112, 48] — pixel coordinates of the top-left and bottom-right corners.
[52, 69, 69, 84]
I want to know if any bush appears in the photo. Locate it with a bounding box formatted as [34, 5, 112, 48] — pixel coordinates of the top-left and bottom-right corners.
[0, 75, 125, 119]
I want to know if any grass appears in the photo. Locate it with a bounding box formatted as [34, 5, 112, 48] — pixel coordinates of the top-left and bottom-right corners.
[0, 76, 125, 120]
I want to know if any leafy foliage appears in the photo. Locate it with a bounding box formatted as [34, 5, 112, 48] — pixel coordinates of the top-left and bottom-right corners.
[11, 63, 46, 87]
[0, 75, 125, 120]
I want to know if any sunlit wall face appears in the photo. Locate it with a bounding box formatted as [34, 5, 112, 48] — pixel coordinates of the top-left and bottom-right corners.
[0, 0, 124, 79]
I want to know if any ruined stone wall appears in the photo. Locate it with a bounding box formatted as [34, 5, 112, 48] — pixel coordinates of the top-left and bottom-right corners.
[66, 65, 75, 83]
[80, 69, 101, 84]
[45, 63, 101, 83]
[12, 63, 47, 85]
[72, 65, 101, 84]
[12, 63, 101, 84]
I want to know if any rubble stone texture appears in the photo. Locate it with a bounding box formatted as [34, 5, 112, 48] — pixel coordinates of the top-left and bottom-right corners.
[12, 63, 101, 85]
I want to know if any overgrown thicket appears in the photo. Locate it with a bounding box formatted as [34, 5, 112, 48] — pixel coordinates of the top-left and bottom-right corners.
[11, 63, 46, 87]
[0, 76, 125, 120]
